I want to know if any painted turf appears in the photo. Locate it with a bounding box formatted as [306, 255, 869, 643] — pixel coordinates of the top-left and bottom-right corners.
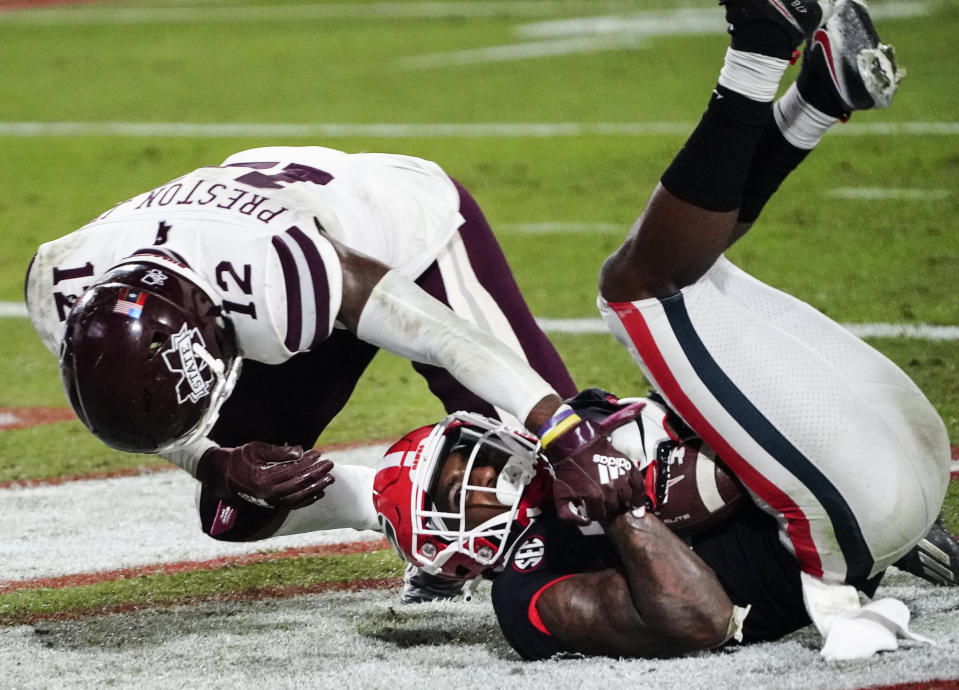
[0, 575, 957, 688]
[1, 439, 958, 687]
[0, 444, 388, 583]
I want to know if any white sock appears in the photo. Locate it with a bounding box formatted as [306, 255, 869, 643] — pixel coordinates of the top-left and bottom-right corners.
[271, 463, 380, 536]
[774, 82, 839, 150]
[718, 48, 791, 103]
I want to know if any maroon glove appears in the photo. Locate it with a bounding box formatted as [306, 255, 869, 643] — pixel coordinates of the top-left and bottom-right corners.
[540, 401, 650, 525]
[197, 442, 334, 510]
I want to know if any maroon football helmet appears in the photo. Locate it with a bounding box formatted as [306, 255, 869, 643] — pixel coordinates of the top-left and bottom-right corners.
[59, 260, 241, 454]
[372, 412, 551, 582]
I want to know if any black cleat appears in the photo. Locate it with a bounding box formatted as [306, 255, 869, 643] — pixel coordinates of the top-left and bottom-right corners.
[800, 0, 903, 116]
[894, 517, 959, 586]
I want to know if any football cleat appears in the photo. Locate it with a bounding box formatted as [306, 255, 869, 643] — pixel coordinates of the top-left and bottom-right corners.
[893, 517, 959, 587]
[801, 0, 903, 115]
[720, 0, 833, 49]
[400, 564, 466, 604]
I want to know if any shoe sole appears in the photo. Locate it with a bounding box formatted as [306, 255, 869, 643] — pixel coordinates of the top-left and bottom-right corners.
[808, 0, 903, 110]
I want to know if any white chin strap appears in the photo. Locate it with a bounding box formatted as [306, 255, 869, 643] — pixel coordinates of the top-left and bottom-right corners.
[156, 346, 242, 455]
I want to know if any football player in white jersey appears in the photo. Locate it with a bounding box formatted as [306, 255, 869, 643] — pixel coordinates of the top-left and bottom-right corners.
[374, 0, 956, 660]
[593, 0, 951, 658]
[26, 145, 616, 560]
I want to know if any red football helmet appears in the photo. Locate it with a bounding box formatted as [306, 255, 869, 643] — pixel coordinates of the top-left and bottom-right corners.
[59, 258, 241, 454]
[372, 411, 551, 581]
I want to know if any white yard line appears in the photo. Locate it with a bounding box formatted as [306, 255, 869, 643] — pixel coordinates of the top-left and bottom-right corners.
[0, 121, 957, 138]
[0, 1, 647, 24]
[535, 318, 959, 340]
[0, 302, 26, 317]
[402, 2, 931, 67]
[499, 222, 624, 233]
[827, 187, 951, 200]
[2, 303, 957, 339]
[0, 444, 388, 582]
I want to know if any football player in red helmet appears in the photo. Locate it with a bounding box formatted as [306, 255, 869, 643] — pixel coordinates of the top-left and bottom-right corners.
[373, 412, 550, 584]
[374, 391, 957, 660]
[373, 396, 765, 659]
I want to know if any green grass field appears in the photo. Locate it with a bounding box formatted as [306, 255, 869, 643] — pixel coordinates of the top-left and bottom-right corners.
[1, 0, 958, 639]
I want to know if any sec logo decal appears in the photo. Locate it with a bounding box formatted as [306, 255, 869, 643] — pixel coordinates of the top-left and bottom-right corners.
[512, 536, 545, 571]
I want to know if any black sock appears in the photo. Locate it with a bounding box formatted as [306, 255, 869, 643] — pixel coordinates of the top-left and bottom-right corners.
[661, 84, 773, 212]
[796, 58, 848, 118]
[738, 119, 811, 223]
[729, 22, 796, 60]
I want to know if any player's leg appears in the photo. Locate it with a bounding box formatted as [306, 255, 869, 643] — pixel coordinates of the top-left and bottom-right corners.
[597, 0, 948, 584]
[601, 255, 948, 583]
[212, 329, 379, 449]
[600, 0, 829, 303]
[736, 0, 903, 237]
[412, 178, 576, 426]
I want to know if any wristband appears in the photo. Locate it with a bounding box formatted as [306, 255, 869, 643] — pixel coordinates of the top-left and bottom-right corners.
[538, 404, 582, 449]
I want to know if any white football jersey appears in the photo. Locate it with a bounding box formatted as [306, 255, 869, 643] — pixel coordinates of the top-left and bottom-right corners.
[26, 146, 464, 364]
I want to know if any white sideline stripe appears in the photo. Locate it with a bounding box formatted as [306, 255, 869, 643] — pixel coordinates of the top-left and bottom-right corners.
[2, 302, 956, 340]
[533, 318, 959, 341]
[0, 1, 646, 24]
[827, 187, 951, 200]
[0, 121, 958, 138]
[0, 443, 389, 582]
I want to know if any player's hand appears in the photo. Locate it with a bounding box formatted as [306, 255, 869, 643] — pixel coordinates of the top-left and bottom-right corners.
[540, 401, 652, 524]
[197, 442, 335, 510]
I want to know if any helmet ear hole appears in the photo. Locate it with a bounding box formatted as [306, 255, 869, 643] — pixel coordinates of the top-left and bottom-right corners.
[147, 332, 167, 355]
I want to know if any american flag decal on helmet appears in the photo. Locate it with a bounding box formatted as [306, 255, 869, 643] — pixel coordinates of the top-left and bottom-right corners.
[112, 288, 148, 319]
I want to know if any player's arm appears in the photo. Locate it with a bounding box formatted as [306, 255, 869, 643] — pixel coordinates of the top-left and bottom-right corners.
[326, 228, 563, 431]
[533, 510, 738, 658]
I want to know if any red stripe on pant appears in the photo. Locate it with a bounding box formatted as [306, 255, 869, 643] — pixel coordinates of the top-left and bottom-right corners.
[607, 299, 824, 578]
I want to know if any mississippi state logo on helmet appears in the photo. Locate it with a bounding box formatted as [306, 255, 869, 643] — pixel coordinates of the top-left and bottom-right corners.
[373, 412, 550, 582]
[59, 259, 241, 454]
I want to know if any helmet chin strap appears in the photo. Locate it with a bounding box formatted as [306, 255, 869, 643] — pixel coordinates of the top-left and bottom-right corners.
[156, 345, 243, 455]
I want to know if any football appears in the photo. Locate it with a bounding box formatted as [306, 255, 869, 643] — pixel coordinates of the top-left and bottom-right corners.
[653, 440, 746, 537]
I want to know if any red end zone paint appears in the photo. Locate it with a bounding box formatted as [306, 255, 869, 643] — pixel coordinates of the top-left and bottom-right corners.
[0, 539, 390, 595]
[0, 406, 75, 432]
[0, 463, 172, 490]
[4, 577, 403, 627]
[861, 682, 959, 690]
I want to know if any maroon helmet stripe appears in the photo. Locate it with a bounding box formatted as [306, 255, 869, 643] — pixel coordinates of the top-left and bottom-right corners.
[285, 225, 331, 349]
[270, 235, 302, 352]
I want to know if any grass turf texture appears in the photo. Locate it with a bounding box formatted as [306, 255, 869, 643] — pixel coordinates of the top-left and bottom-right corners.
[0, 0, 957, 632]
[0, 549, 402, 626]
